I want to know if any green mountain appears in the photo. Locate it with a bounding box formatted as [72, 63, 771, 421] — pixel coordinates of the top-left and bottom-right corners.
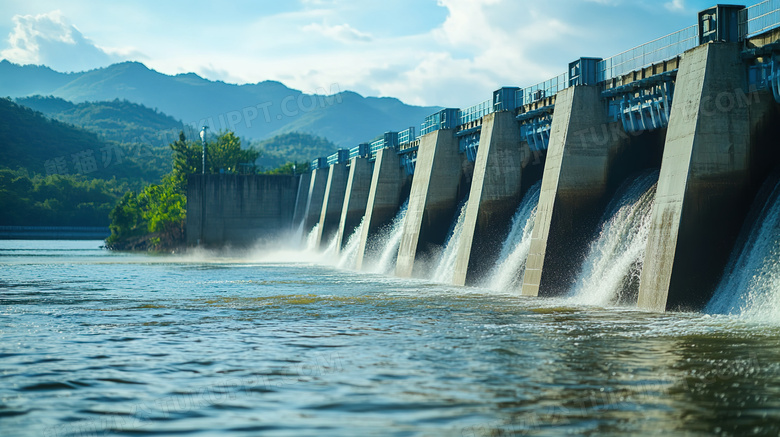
[0, 98, 171, 228]
[0, 61, 440, 147]
[16, 95, 187, 147]
[0, 60, 83, 96]
[0, 98, 167, 181]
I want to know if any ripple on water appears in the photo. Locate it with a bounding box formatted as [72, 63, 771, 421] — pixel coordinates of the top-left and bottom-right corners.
[2, 241, 780, 437]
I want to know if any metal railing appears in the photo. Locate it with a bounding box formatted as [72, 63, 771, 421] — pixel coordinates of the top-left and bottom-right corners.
[349, 145, 361, 160]
[369, 137, 386, 158]
[420, 108, 459, 136]
[740, 0, 780, 38]
[596, 25, 698, 82]
[349, 144, 370, 160]
[310, 157, 326, 170]
[516, 72, 569, 106]
[458, 99, 492, 125]
[398, 127, 416, 146]
[326, 152, 340, 166]
[368, 133, 399, 160]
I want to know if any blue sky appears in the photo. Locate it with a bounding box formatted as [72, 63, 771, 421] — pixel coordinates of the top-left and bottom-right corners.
[0, 0, 731, 107]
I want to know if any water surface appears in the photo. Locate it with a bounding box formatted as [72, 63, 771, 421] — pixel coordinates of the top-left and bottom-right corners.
[2, 240, 780, 436]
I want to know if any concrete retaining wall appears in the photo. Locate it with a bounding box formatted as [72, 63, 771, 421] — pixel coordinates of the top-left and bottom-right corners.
[187, 174, 298, 247]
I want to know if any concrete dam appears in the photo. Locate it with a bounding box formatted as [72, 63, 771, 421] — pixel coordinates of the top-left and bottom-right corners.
[188, 2, 780, 313]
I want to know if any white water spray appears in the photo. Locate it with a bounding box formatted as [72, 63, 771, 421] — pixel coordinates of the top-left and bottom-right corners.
[707, 179, 780, 321]
[370, 199, 409, 274]
[293, 220, 306, 248]
[337, 217, 365, 270]
[568, 171, 658, 306]
[322, 232, 339, 259]
[432, 198, 469, 283]
[485, 181, 542, 292]
[304, 224, 320, 252]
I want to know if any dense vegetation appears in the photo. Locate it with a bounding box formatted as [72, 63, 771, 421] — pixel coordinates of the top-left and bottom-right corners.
[0, 98, 169, 229]
[106, 132, 260, 251]
[263, 161, 309, 175]
[0, 96, 336, 248]
[254, 132, 338, 169]
[0, 98, 170, 181]
[0, 169, 135, 227]
[16, 95, 185, 148]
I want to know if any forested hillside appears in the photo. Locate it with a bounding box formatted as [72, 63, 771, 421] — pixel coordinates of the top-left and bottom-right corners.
[16, 95, 186, 147]
[254, 132, 339, 169]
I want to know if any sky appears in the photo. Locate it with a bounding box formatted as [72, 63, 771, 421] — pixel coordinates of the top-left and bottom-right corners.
[0, 0, 729, 108]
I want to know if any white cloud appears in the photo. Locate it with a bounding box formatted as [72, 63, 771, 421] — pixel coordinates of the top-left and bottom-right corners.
[302, 22, 372, 43]
[0, 10, 141, 72]
[0, 1, 704, 109]
[665, 0, 685, 12]
[366, 0, 582, 107]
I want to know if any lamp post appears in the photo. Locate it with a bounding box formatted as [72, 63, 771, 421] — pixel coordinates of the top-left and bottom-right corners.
[200, 126, 208, 174]
[199, 126, 208, 246]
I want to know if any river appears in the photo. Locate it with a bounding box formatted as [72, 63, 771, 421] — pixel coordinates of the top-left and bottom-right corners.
[2, 240, 780, 436]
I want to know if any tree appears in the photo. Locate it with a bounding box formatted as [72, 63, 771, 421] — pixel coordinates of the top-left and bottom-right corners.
[207, 131, 260, 174]
[107, 130, 259, 250]
[264, 161, 309, 175]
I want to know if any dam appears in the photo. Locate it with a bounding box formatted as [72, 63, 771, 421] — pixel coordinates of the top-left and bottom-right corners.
[188, 2, 780, 313]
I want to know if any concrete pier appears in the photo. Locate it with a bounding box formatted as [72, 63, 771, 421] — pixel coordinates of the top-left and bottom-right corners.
[292, 171, 312, 232]
[315, 163, 349, 249]
[638, 42, 776, 311]
[355, 148, 409, 270]
[335, 157, 372, 251]
[521, 85, 624, 297]
[396, 129, 462, 278]
[302, 168, 328, 235]
[452, 111, 525, 286]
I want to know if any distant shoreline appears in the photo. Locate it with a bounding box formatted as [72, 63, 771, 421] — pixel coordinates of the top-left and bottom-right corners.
[0, 226, 109, 241]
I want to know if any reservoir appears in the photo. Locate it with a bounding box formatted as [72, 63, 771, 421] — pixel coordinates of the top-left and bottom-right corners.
[1, 240, 780, 436]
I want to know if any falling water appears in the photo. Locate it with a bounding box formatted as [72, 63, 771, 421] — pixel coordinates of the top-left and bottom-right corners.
[568, 171, 659, 307]
[293, 220, 306, 247]
[322, 232, 339, 259]
[485, 181, 542, 292]
[337, 217, 365, 269]
[370, 199, 409, 274]
[304, 224, 320, 252]
[707, 178, 780, 320]
[432, 197, 469, 283]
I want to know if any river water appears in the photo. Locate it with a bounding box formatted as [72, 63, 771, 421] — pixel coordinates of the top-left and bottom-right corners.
[2, 240, 780, 436]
